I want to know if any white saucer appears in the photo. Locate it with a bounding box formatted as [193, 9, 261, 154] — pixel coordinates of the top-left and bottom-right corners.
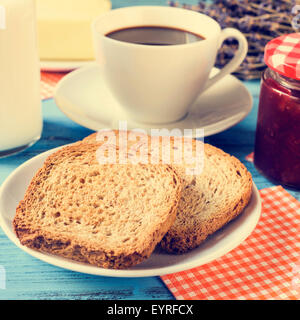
[54, 64, 253, 137]
[0, 145, 261, 277]
[40, 60, 94, 72]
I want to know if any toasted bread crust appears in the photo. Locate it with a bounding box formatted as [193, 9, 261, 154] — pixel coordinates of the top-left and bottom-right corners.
[83, 131, 253, 254]
[13, 142, 182, 269]
[160, 142, 252, 253]
[160, 190, 252, 254]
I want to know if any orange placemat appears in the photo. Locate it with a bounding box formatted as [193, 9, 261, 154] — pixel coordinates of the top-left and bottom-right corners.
[161, 186, 300, 300]
[40, 71, 68, 100]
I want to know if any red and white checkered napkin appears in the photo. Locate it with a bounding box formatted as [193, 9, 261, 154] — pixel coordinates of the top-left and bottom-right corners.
[245, 152, 254, 163]
[161, 186, 300, 300]
[40, 71, 67, 100]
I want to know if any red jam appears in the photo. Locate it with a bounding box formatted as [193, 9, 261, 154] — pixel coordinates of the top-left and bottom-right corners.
[254, 68, 300, 189]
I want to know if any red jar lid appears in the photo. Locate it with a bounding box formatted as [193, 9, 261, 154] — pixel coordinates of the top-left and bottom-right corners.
[264, 33, 300, 81]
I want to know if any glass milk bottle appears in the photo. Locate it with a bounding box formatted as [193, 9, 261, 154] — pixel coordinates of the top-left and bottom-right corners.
[0, 0, 42, 157]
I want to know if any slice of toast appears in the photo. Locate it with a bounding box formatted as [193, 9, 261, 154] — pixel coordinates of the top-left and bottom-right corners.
[160, 139, 253, 254]
[13, 142, 182, 268]
[83, 131, 253, 254]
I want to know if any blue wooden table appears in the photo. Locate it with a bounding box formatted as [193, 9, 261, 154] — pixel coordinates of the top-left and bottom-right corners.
[0, 0, 299, 300]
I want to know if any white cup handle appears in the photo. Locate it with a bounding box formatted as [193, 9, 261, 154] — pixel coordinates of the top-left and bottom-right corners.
[203, 28, 248, 92]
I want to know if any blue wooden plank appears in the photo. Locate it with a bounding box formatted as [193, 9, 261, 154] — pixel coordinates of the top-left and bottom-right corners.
[0, 0, 299, 300]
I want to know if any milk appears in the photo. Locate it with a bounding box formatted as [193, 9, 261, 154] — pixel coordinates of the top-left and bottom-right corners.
[0, 0, 42, 153]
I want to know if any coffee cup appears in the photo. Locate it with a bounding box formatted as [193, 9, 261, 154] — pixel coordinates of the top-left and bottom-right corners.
[92, 6, 248, 124]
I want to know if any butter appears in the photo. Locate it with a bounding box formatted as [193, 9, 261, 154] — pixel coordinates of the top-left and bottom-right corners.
[36, 0, 111, 61]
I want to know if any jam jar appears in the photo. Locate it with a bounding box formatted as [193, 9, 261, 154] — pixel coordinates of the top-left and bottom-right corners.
[254, 33, 300, 189]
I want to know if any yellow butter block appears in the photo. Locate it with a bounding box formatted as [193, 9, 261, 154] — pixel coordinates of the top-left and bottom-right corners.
[36, 0, 111, 61]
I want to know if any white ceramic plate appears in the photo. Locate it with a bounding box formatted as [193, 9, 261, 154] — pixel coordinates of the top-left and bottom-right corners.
[54, 64, 253, 138]
[40, 60, 94, 72]
[0, 146, 261, 277]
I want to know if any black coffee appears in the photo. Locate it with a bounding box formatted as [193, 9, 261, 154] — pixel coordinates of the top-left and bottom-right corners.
[105, 26, 204, 45]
